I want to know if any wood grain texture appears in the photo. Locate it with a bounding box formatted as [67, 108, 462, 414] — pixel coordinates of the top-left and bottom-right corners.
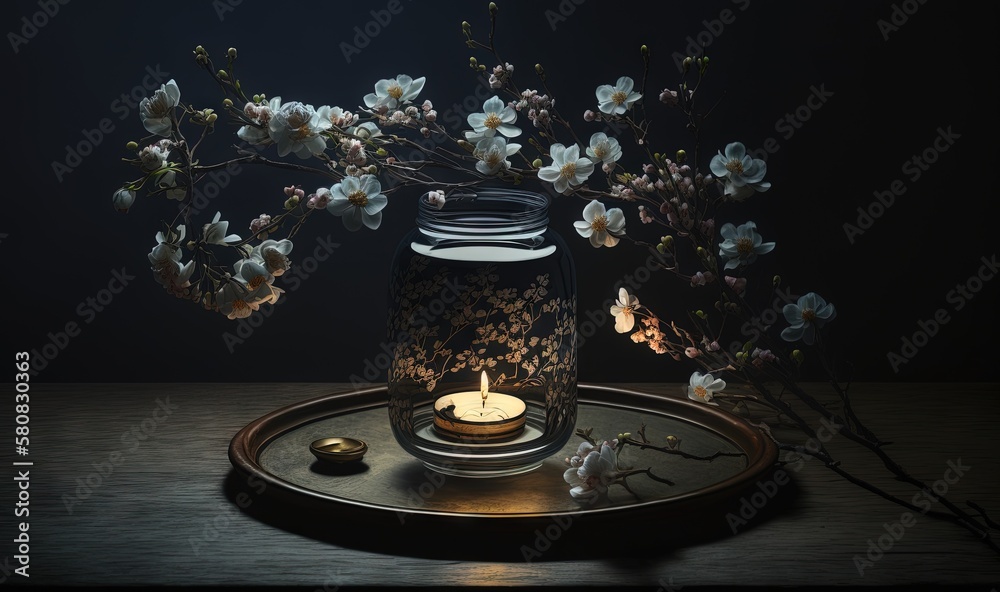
[4, 382, 998, 587]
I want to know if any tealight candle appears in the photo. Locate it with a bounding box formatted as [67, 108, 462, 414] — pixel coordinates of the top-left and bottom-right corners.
[433, 371, 527, 441]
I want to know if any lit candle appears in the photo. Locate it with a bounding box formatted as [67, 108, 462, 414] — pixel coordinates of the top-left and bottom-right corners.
[433, 371, 527, 441]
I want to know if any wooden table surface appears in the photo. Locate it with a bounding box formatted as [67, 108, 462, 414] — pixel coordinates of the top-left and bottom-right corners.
[5, 382, 999, 588]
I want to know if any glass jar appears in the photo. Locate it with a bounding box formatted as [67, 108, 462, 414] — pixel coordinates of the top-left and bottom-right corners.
[387, 188, 577, 477]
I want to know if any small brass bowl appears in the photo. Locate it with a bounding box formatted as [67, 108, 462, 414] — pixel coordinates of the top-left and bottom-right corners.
[309, 437, 368, 464]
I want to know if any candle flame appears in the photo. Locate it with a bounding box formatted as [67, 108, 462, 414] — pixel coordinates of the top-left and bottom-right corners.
[481, 371, 489, 401]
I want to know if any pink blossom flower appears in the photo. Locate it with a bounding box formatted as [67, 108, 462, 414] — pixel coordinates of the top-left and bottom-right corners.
[685, 347, 702, 359]
[306, 188, 331, 209]
[426, 190, 446, 210]
[725, 275, 747, 295]
[249, 214, 271, 235]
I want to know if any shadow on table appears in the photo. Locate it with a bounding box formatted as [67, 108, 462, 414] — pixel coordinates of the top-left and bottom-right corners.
[222, 463, 804, 562]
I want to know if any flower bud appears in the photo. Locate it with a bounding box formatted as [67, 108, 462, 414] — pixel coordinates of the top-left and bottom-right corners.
[223, 98, 234, 108]
[462, 21, 471, 34]
[284, 196, 300, 210]
[469, 57, 478, 67]
[583, 109, 596, 122]
[791, 350, 805, 365]
[227, 47, 237, 58]
[217, 70, 229, 80]
[205, 113, 218, 124]
[695, 309, 706, 319]
[773, 275, 781, 287]
[675, 149, 687, 163]
[489, 2, 498, 15]
[126, 141, 138, 151]
[535, 63, 544, 75]
[661, 235, 673, 248]
[375, 148, 388, 157]
[194, 45, 205, 54]
[252, 94, 261, 103]
[112, 188, 136, 213]
[665, 435, 679, 449]
[531, 158, 543, 168]
[682, 57, 693, 72]
[696, 246, 706, 257]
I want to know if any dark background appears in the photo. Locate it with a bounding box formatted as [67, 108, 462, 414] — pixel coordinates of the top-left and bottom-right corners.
[6, 0, 998, 383]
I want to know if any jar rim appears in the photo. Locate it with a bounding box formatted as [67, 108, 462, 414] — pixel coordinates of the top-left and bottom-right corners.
[417, 188, 549, 235]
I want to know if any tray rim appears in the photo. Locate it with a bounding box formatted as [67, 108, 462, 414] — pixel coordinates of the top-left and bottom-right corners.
[228, 383, 778, 521]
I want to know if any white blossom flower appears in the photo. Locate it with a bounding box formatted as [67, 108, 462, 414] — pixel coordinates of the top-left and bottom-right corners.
[139, 79, 180, 136]
[267, 100, 332, 159]
[249, 239, 293, 276]
[426, 190, 446, 210]
[348, 121, 382, 141]
[687, 371, 726, 406]
[326, 106, 359, 127]
[585, 132, 622, 165]
[155, 169, 186, 201]
[718, 221, 775, 270]
[709, 142, 770, 201]
[139, 142, 170, 172]
[537, 143, 594, 194]
[202, 211, 242, 245]
[363, 74, 426, 110]
[326, 174, 387, 231]
[563, 440, 620, 503]
[233, 258, 282, 306]
[237, 98, 280, 145]
[595, 76, 642, 115]
[216, 281, 259, 320]
[574, 199, 625, 248]
[781, 292, 836, 345]
[474, 136, 520, 176]
[466, 95, 521, 141]
[148, 224, 194, 296]
[148, 224, 186, 267]
[113, 188, 135, 212]
[609, 287, 639, 333]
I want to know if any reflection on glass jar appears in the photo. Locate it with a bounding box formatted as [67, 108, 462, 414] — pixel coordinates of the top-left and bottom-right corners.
[387, 188, 577, 477]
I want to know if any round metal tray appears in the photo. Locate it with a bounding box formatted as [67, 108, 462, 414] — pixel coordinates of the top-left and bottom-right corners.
[228, 384, 778, 534]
